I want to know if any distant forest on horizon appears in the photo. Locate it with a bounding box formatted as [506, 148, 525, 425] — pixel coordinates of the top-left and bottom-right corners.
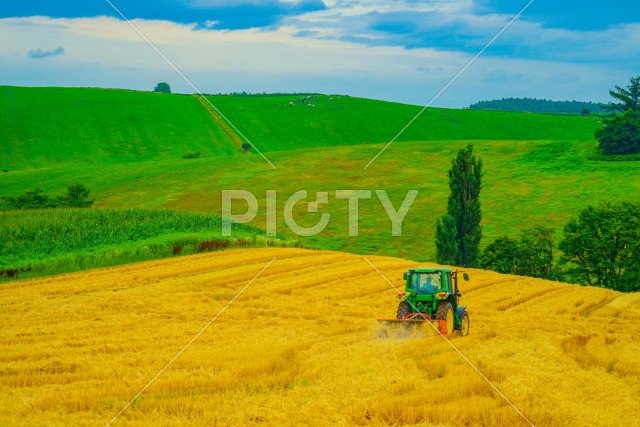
[468, 97, 607, 115]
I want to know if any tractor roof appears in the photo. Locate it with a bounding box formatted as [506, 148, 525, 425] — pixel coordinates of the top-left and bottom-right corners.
[408, 267, 453, 273]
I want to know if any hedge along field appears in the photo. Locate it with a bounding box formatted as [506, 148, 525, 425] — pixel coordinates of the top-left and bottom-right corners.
[1, 248, 639, 426]
[0, 209, 291, 280]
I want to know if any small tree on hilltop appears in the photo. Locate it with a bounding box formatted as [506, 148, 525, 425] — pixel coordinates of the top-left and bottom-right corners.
[242, 142, 252, 152]
[435, 145, 483, 267]
[154, 82, 171, 94]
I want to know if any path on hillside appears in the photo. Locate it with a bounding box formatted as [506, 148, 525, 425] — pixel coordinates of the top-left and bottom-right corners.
[194, 95, 245, 151]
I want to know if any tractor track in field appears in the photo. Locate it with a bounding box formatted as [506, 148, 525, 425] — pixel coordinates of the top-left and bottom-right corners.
[194, 95, 245, 151]
[577, 293, 621, 317]
[465, 282, 504, 294]
[495, 287, 566, 312]
[267, 263, 398, 295]
[463, 278, 517, 294]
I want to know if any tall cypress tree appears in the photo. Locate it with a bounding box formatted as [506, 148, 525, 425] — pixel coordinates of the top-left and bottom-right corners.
[436, 145, 483, 267]
[435, 213, 459, 265]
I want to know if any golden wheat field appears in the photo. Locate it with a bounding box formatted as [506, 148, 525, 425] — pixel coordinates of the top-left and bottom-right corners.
[1, 248, 640, 426]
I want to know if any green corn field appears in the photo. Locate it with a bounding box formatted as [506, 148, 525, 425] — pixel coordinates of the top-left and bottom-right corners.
[0, 208, 288, 280]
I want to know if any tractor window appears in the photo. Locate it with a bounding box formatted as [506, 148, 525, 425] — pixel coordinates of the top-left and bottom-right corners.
[445, 272, 452, 292]
[409, 273, 441, 294]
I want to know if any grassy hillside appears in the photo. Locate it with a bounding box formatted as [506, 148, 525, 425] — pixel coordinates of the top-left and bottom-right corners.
[2, 139, 638, 261]
[2, 86, 637, 264]
[1, 248, 638, 426]
[0, 87, 600, 172]
[0, 86, 239, 170]
[210, 94, 600, 152]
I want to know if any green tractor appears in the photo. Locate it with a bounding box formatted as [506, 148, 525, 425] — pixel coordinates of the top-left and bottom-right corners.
[379, 267, 470, 336]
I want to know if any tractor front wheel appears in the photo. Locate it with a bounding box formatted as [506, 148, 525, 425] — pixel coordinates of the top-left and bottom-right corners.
[436, 302, 454, 334]
[459, 313, 470, 336]
[396, 301, 411, 319]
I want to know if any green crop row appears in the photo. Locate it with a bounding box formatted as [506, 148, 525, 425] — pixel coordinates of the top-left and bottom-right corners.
[0, 208, 294, 279]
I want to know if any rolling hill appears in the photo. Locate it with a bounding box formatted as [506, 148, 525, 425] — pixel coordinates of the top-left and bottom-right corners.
[0, 87, 240, 170]
[2, 86, 639, 266]
[1, 248, 638, 426]
[208, 94, 599, 152]
[0, 86, 599, 171]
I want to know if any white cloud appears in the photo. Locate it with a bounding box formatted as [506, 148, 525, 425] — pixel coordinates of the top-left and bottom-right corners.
[284, 1, 640, 69]
[323, 0, 475, 15]
[0, 16, 460, 75]
[0, 11, 635, 107]
[189, 0, 320, 9]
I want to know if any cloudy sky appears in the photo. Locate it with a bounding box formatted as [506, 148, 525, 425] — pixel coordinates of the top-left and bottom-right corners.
[1, 0, 638, 107]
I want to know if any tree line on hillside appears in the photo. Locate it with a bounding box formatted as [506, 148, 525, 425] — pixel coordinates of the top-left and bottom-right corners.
[151, 81, 326, 99]
[468, 97, 607, 115]
[1, 183, 94, 210]
[481, 203, 640, 293]
[435, 144, 639, 293]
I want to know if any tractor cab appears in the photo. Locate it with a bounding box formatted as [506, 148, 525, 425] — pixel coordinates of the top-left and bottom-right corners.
[408, 271, 441, 294]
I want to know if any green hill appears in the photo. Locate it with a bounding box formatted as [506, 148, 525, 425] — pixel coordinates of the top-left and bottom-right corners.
[1, 86, 600, 171]
[210, 94, 599, 152]
[3, 86, 637, 272]
[0, 86, 239, 170]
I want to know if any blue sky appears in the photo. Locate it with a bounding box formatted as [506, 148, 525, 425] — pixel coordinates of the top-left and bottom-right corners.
[0, 0, 638, 107]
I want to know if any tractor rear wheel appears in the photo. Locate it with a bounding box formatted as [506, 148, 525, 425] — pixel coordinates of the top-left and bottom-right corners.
[396, 301, 411, 319]
[436, 302, 454, 334]
[459, 313, 470, 336]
